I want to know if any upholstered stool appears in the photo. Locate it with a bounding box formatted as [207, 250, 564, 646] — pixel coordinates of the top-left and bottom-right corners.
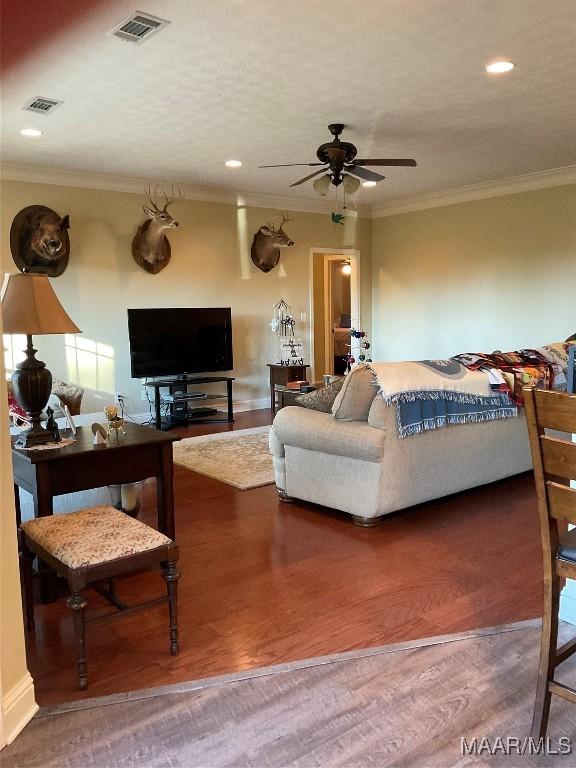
[20, 505, 180, 690]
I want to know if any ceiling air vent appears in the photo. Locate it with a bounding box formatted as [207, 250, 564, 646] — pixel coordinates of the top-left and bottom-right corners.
[110, 12, 169, 43]
[24, 97, 62, 114]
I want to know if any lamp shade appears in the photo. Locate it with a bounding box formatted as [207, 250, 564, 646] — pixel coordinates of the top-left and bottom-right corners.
[1, 273, 80, 335]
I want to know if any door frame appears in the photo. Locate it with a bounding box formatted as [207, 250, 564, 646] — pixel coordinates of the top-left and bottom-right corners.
[309, 248, 360, 382]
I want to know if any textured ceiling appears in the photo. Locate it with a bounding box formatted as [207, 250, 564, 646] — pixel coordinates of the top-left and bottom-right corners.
[2, 0, 576, 206]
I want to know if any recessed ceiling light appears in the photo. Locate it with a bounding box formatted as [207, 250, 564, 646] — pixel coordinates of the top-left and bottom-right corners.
[20, 128, 42, 137]
[485, 60, 515, 74]
[362, 180, 377, 188]
[225, 160, 242, 168]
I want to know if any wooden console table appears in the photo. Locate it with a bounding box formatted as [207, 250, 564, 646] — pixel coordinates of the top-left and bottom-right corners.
[267, 364, 310, 411]
[12, 422, 179, 602]
[12, 422, 179, 538]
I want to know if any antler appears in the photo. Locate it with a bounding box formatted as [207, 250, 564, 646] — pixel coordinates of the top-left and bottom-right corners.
[268, 211, 295, 230]
[144, 185, 184, 212]
[144, 185, 163, 213]
[162, 186, 184, 212]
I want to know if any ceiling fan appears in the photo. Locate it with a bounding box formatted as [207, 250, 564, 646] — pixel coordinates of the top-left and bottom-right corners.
[259, 124, 417, 192]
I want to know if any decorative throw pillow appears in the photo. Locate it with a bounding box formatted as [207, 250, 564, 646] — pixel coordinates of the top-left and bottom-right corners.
[51, 378, 84, 415]
[295, 378, 344, 412]
[331, 364, 377, 421]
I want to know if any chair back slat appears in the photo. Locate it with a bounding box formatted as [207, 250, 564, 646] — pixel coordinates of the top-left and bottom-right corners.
[524, 385, 575, 563]
[531, 390, 576, 433]
[541, 436, 576, 481]
[546, 481, 576, 525]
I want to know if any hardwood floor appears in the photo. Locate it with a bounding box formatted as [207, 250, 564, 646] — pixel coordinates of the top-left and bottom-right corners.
[25, 410, 544, 707]
[7, 622, 576, 767]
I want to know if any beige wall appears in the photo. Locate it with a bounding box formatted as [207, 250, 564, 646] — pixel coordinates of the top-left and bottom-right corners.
[0, 308, 38, 746]
[371, 184, 576, 361]
[1, 180, 372, 411]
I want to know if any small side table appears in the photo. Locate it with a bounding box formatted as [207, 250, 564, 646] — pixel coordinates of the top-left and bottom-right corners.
[267, 363, 310, 411]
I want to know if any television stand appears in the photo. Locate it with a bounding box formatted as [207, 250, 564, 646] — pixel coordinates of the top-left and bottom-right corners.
[145, 376, 235, 431]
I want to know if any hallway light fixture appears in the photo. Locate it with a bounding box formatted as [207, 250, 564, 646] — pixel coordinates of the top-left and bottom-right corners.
[341, 261, 352, 276]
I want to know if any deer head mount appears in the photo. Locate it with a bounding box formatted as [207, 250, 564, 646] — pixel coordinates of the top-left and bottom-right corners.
[132, 186, 183, 274]
[250, 213, 295, 273]
[10, 205, 71, 277]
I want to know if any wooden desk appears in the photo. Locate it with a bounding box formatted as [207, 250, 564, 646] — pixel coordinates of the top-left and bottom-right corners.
[267, 363, 310, 411]
[12, 423, 180, 541]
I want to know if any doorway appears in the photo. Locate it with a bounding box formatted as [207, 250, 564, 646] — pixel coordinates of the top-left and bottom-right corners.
[309, 249, 360, 381]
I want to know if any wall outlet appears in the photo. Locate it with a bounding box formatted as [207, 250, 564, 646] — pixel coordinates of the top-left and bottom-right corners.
[115, 392, 123, 404]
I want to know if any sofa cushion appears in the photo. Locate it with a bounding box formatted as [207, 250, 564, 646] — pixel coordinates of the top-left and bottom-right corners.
[367, 394, 393, 431]
[331, 364, 377, 421]
[272, 406, 385, 462]
[295, 378, 344, 412]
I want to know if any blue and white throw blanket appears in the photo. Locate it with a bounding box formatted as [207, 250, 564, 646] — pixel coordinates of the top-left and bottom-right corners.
[368, 360, 517, 438]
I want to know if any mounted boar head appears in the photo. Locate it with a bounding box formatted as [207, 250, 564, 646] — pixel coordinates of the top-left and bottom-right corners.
[10, 205, 70, 277]
[251, 213, 295, 273]
[132, 186, 183, 274]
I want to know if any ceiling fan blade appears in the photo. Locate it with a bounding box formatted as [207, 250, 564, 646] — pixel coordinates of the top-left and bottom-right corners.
[290, 168, 329, 187]
[259, 163, 325, 168]
[354, 158, 417, 167]
[345, 165, 385, 182]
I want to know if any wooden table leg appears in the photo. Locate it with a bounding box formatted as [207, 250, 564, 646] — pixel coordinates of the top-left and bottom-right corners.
[34, 467, 58, 604]
[156, 443, 175, 540]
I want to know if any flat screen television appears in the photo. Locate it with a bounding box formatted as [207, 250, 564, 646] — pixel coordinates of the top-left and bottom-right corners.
[128, 307, 233, 378]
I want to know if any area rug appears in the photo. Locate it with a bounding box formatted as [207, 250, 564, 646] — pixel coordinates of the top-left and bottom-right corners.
[172, 426, 274, 490]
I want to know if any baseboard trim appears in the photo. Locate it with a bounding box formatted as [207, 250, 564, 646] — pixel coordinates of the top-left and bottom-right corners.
[1, 673, 38, 746]
[233, 397, 270, 412]
[560, 580, 576, 626]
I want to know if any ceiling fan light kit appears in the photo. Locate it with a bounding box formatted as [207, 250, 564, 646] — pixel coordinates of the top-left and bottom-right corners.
[342, 175, 361, 194]
[313, 175, 331, 196]
[259, 124, 417, 195]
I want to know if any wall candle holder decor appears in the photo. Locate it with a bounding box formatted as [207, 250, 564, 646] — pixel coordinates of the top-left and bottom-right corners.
[271, 298, 305, 366]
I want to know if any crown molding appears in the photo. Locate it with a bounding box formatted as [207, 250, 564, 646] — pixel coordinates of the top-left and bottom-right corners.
[0, 163, 371, 218]
[3, 161, 574, 220]
[371, 165, 576, 218]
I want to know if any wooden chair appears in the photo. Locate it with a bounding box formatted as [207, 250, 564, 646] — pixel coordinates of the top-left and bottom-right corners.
[19, 505, 180, 691]
[523, 386, 576, 738]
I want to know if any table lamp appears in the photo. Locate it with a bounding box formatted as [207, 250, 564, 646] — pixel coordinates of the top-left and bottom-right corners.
[1, 272, 81, 448]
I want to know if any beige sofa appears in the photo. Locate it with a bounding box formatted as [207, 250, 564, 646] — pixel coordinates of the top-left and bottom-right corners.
[269, 366, 532, 527]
